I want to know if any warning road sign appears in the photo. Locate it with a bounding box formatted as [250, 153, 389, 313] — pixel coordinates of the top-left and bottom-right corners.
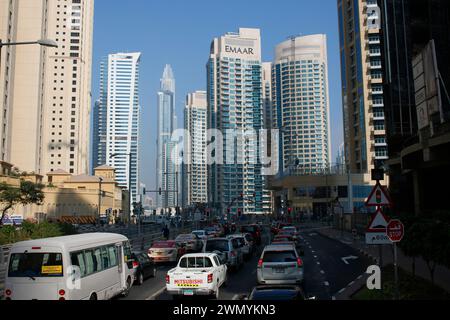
[366, 182, 392, 207]
[366, 208, 392, 245]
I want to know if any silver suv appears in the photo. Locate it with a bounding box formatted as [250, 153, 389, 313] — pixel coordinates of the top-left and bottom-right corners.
[203, 238, 243, 270]
[257, 245, 304, 285]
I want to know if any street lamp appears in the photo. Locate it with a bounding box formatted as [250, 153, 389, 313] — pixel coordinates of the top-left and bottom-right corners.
[1, 38, 58, 87]
[110, 153, 132, 227]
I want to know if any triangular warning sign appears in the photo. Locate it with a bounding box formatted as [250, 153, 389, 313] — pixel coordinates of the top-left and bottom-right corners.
[365, 182, 392, 207]
[367, 208, 391, 232]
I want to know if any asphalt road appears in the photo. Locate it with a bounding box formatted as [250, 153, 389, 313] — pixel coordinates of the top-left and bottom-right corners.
[119, 224, 373, 300]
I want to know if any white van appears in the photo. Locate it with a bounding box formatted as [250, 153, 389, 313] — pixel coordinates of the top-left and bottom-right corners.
[4, 233, 135, 300]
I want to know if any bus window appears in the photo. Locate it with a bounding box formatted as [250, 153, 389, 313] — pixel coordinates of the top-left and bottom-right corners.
[108, 245, 118, 267]
[123, 241, 132, 263]
[101, 247, 110, 269]
[70, 251, 87, 277]
[93, 248, 103, 272]
[84, 250, 95, 275]
[8, 253, 63, 278]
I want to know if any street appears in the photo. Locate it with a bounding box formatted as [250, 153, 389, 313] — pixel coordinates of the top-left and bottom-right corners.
[118, 224, 373, 301]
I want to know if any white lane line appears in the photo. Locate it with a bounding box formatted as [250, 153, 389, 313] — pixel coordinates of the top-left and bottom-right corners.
[324, 281, 329, 286]
[145, 286, 166, 300]
[348, 281, 355, 287]
[314, 255, 318, 259]
[338, 288, 346, 294]
[317, 262, 321, 265]
[332, 296, 336, 300]
[311, 250, 316, 253]
[320, 270, 325, 274]
[232, 294, 240, 300]
[357, 275, 363, 280]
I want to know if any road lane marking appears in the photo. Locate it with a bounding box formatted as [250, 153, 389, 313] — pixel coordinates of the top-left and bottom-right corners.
[348, 281, 355, 287]
[317, 262, 321, 265]
[320, 270, 325, 274]
[338, 288, 346, 294]
[232, 294, 240, 300]
[314, 255, 318, 259]
[324, 281, 329, 286]
[145, 286, 166, 300]
[332, 296, 336, 300]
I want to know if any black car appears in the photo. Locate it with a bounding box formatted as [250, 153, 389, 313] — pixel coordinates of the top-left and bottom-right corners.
[130, 252, 156, 285]
[248, 286, 307, 300]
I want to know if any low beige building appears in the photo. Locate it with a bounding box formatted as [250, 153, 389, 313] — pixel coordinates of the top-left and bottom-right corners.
[12, 165, 128, 224]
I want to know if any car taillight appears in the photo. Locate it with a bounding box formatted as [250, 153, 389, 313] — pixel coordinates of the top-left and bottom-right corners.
[207, 274, 213, 283]
[5, 289, 11, 296]
[166, 275, 170, 284]
[59, 289, 65, 296]
[230, 251, 236, 257]
[132, 261, 139, 268]
[258, 259, 263, 268]
[297, 258, 303, 267]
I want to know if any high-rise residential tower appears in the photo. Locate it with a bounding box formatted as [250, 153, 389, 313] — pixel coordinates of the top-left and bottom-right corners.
[156, 64, 178, 209]
[207, 28, 270, 216]
[182, 91, 208, 207]
[92, 52, 141, 207]
[337, 0, 388, 173]
[272, 34, 331, 174]
[0, 0, 94, 175]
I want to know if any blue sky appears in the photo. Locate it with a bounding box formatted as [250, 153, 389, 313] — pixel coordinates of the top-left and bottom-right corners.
[91, 0, 343, 191]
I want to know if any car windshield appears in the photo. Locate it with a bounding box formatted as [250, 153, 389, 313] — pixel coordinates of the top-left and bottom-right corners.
[179, 257, 213, 268]
[205, 240, 229, 252]
[8, 252, 64, 278]
[263, 251, 297, 263]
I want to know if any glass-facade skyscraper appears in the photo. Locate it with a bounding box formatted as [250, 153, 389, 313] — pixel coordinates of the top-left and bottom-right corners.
[207, 28, 270, 216]
[92, 52, 141, 207]
[156, 65, 178, 209]
[272, 34, 331, 174]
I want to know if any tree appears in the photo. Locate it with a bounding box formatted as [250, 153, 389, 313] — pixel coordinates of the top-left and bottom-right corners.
[0, 180, 45, 226]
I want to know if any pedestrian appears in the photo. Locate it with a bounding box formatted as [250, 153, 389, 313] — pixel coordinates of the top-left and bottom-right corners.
[163, 225, 170, 240]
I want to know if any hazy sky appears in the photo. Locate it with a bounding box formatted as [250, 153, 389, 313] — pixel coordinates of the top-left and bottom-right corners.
[91, 0, 344, 191]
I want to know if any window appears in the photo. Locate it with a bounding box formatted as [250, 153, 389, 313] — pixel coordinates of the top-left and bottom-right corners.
[70, 251, 87, 277]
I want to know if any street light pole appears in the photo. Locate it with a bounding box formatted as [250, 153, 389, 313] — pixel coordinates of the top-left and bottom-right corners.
[98, 177, 103, 220]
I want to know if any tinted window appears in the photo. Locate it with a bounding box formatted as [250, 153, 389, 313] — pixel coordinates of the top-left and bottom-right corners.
[108, 246, 118, 266]
[9, 253, 63, 278]
[263, 251, 297, 263]
[84, 250, 95, 275]
[70, 251, 87, 277]
[205, 240, 229, 252]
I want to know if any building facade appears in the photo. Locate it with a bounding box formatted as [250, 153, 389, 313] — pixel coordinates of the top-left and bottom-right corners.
[0, 0, 94, 175]
[272, 34, 331, 175]
[182, 91, 208, 207]
[156, 64, 178, 209]
[207, 28, 270, 215]
[337, 0, 388, 173]
[92, 52, 141, 207]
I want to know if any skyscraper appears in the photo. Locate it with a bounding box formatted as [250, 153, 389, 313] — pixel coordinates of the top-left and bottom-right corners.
[337, 0, 388, 173]
[182, 91, 208, 207]
[156, 65, 178, 209]
[207, 28, 270, 216]
[0, 0, 94, 175]
[272, 34, 331, 174]
[92, 52, 141, 207]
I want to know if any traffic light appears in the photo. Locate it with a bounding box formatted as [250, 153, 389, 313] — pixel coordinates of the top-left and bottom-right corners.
[288, 207, 293, 214]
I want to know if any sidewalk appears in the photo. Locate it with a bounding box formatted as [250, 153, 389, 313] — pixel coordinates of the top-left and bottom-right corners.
[316, 227, 450, 299]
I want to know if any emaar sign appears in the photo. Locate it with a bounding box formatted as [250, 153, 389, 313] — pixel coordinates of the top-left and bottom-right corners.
[224, 45, 254, 55]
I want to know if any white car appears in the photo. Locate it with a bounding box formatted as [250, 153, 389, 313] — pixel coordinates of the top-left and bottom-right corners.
[166, 253, 227, 299]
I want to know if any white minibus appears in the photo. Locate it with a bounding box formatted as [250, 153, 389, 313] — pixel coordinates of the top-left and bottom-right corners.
[4, 233, 135, 300]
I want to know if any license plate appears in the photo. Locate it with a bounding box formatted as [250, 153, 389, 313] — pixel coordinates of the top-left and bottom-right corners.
[183, 290, 194, 296]
[273, 268, 285, 274]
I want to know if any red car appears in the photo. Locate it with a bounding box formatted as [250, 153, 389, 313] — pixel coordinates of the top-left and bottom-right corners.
[148, 240, 186, 263]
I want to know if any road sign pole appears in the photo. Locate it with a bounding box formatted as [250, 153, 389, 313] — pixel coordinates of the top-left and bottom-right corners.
[394, 242, 399, 300]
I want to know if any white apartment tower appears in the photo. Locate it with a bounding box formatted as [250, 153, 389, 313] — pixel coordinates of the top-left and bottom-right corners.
[93, 52, 141, 207]
[272, 34, 331, 174]
[182, 91, 208, 207]
[0, 0, 94, 175]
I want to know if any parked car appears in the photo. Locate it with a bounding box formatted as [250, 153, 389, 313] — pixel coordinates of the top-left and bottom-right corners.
[257, 245, 304, 285]
[148, 240, 186, 263]
[240, 225, 262, 245]
[130, 252, 156, 285]
[175, 234, 203, 252]
[166, 253, 227, 299]
[203, 238, 243, 270]
[247, 285, 307, 300]
[227, 234, 252, 260]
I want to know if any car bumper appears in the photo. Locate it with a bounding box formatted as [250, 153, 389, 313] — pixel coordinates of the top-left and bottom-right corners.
[150, 256, 176, 262]
[167, 288, 215, 296]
